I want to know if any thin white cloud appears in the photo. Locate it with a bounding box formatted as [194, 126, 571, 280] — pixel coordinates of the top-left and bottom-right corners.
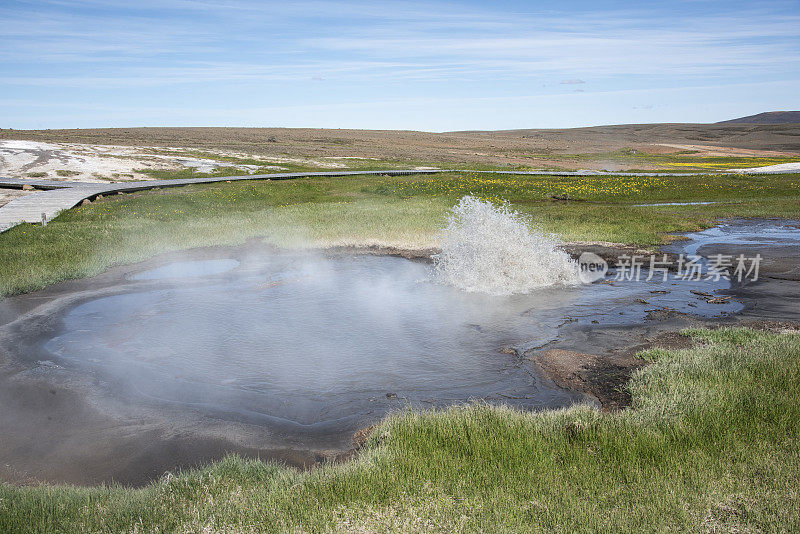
[1, 1, 798, 128]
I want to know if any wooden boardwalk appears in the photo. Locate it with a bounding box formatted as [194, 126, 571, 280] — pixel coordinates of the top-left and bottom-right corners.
[0, 168, 727, 233]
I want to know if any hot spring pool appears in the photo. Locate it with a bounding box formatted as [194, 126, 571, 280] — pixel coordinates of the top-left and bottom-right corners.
[35, 250, 739, 429]
[42, 254, 581, 428]
[2, 204, 795, 485]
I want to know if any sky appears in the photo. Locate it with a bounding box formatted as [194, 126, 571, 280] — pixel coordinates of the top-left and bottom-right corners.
[1, 0, 799, 131]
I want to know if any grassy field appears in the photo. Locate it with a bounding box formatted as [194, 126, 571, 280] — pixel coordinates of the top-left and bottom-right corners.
[134, 151, 455, 180]
[515, 148, 800, 171]
[137, 150, 800, 178]
[2, 326, 798, 532]
[133, 151, 536, 181]
[1, 171, 799, 297]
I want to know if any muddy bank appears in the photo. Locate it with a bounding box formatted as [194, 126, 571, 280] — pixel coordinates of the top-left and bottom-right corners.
[527, 319, 800, 412]
[334, 241, 670, 266]
[527, 219, 800, 411]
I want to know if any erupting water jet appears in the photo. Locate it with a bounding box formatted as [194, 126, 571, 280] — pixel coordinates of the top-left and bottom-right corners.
[433, 196, 580, 294]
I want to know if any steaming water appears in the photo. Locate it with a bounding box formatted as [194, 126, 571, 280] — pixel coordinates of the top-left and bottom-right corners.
[44, 255, 586, 428]
[131, 258, 239, 280]
[34, 198, 747, 431]
[434, 196, 579, 294]
[39, 248, 740, 429]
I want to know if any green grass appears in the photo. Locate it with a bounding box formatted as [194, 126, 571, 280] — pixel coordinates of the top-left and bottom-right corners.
[367, 170, 800, 203]
[2, 327, 798, 532]
[133, 151, 531, 180]
[1, 171, 799, 297]
[135, 166, 272, 180]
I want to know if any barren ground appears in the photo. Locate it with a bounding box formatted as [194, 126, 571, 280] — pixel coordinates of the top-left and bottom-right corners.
[1, 124, 799, 178]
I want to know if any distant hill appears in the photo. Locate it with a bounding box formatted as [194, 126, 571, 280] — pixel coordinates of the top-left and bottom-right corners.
[717, 111, 800, 124]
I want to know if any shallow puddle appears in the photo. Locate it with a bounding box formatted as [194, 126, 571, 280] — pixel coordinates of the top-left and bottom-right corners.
[665, 219, 800, 257]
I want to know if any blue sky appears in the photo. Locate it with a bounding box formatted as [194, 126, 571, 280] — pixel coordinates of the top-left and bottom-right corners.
[2, 0, 799, 131]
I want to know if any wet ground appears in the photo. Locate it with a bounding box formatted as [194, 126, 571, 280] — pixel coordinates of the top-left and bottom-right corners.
[0, 219, 798, 486]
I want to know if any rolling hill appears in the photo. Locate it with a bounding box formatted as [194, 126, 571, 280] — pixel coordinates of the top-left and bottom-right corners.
[717, 111, 800, 124]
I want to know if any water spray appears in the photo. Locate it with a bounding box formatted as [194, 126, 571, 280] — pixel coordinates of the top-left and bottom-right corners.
[433, 196, 580, 294]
